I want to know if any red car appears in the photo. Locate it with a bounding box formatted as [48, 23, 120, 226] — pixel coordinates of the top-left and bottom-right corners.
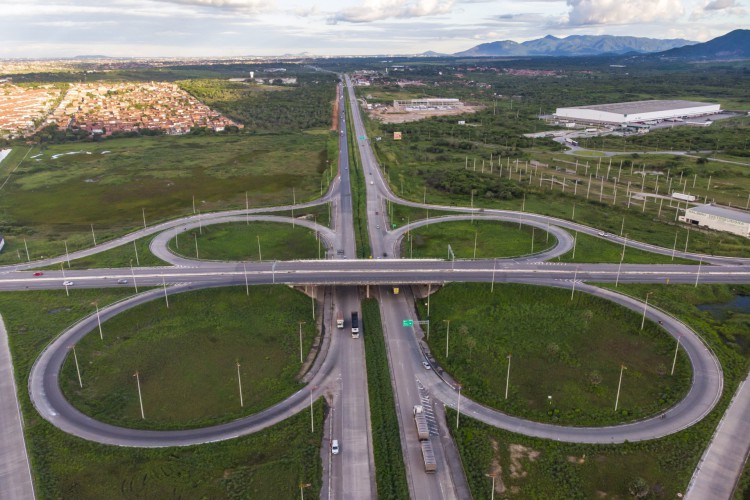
[33, 272, 44, 276]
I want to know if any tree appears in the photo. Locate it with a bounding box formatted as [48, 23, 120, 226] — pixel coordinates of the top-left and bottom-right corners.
[628, 477, 649, 498]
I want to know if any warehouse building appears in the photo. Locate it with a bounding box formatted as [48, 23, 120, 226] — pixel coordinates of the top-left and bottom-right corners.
[555, 100, 720, 125]
[393, 98, 462, 110]
[680, 204, 750, 238]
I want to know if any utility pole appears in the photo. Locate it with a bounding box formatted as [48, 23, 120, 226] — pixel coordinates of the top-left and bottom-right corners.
[641, 292, 653, 330]
[237, 362, 244, 407]
[299, 321, 306, 363]
[444, 320, 450, 358]
[71, 345, 82, 388]
[671, 336, 681, 376]
[614, 364, 627, 412]
[134, 371, 145, 419]
[505, 354, 511, 399]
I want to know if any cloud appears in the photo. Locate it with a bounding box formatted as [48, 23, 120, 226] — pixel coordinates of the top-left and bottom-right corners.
[329, 0, 455, 24]
[705, 0, 739, 9]
[690, 0, 746, 20]
[150, 0, 270, 12]
[565, 0, 684, 25]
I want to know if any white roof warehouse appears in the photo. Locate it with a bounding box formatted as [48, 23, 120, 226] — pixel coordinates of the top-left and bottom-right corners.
[680, 204, 750, 238]
[555, 100, 720, 125]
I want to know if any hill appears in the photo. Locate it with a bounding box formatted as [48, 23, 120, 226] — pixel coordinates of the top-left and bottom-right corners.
[454, 34, 694, 57]
[657, 29, 750, 60]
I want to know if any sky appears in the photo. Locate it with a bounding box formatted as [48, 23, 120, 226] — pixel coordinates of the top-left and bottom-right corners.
[1, 0, 747, 58]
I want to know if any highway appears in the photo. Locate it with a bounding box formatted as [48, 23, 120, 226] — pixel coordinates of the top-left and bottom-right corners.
[0, 73, 748, 499]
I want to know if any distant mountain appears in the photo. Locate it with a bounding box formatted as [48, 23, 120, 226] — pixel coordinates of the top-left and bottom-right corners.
[419, 51, 449, 57]
[656, 29, 750, 60]
[73, 55, 112, 60]
[454, 34, 695, 57]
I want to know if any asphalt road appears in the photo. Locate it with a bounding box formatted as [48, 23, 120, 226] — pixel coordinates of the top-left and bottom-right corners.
[0, 315, 34, 500]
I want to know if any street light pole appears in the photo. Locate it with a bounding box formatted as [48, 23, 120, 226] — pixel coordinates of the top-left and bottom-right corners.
[299, 321, 306, 363]
[130, 259, 138, 293]
[134, 371, 145, 419]
[456, 385, 462, 429]
[505, 354, 511, 400]
[243, 263, 249, 296]
[671, 336, 681, 376]
[95, 303, 103, 340]
[162, 275, 169, 308]
[695, 257, 702, 287]
[614, 364, 627, 412]
[641, 292, 653, 330]
[236, 362, 243, 407]
[491, 259, 496, 293]
[71, 345, 82, 388]
[444, 320, 450, 358]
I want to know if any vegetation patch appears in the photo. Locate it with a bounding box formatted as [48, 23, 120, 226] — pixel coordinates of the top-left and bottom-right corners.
[0, 132, 334, 264]
[60, 286, 318, 429]
[419, 283, 691, 425]
[401, 219, 556, 259]
[363, 298, 409, 498]
[169, 221, 322, 261]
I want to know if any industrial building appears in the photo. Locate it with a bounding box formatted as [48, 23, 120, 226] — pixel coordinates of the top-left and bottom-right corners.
[680, 204, 750, 238]
[393, 98, 462, 110]
[555, 100, 720, 125]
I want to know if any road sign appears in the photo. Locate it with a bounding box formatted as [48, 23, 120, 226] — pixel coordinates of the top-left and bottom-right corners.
[402, 319, 414, 327]
[359, 136, 366, 140]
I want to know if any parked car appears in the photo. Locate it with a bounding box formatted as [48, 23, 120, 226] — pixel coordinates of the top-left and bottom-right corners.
[331, 439, 340, 455]
[63, 281, 74, 286]
[422, 361, 431, 370]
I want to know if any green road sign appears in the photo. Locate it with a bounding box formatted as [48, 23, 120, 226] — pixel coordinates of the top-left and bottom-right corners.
[359, 136, 366, 140]
[403, 319, 414, 327]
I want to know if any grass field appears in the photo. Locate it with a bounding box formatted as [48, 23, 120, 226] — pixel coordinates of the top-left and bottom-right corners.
[449, 408, 704, 499]
[169, 221, 322, 261]
[60, 286, 318, 429]
[557, 232, 696, 265]
[419, 283, 692, 425]
[401, 219, 556, 259]
[0, 288, 317, 498]
[448, 282, 750, 499]
[0, 130, 336, 264]
[37, 234, 168, 270]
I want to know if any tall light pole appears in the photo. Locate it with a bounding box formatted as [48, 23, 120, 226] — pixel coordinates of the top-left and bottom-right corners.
[243, 263, 249, 295]
[456, 385, 462, 429]
[491, 260, 496, 293]
[671, 336, 682, 376]
[257, 235, 262, 261]
[64, 240, 71, 268]
[614, 364, 627, 412]
[485, 474, 496, 500]
[130, 259, 138, 293]
[444, 319, 450, 358]
[90, 224, 97, 246]
[162, 275, 169, 308]
[695, 257, 702, 287]
[299, 321, 306, 363]
[309, 387, 315, 432]
[142, 207, 147, 229]
[505, 354, 511, 400]
[236, 362, 244, 407]
[133, 240, 140, 266]
[640, 292, 653, 330]
[70, 345, 82, 388]
[571, 268, 578, 300]
[134, 371, 145, 419]
[95, 303, 103, 340]
[615, 254, 623, 288]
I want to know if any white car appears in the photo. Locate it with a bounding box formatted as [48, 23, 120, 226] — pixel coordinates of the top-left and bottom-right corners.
[117, 279, 128, 284]
[63, 281, 74, 286]
[422, 361, 431, 370]
[331, 439, 340, 455]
